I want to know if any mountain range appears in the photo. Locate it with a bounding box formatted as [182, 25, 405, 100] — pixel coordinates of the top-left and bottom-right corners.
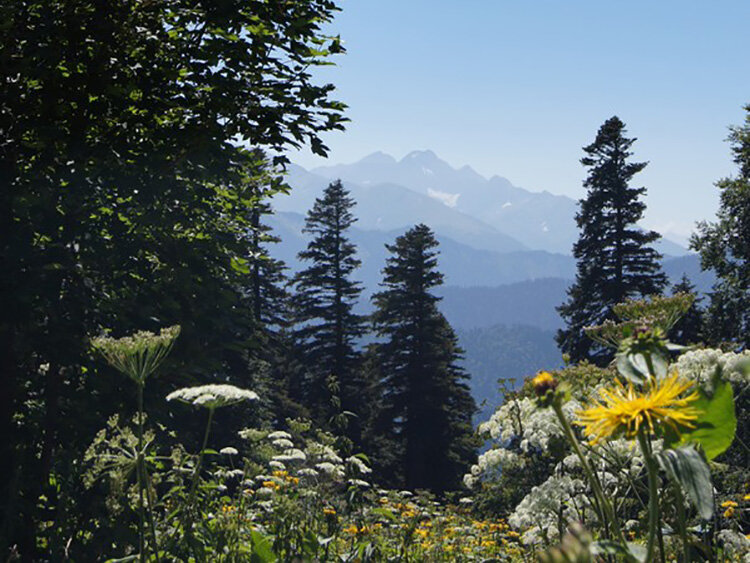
[271, 150, 714, 411]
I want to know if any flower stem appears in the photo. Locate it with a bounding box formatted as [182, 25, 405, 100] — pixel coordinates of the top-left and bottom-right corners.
[137, 383, 146, 563]
[674, 485, 690, 563]
[188, 407, 215, 504]
[553, 401, 621, 540]
[637, 429, 660, 563]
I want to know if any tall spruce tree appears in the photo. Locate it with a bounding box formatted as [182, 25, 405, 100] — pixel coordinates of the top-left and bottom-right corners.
[372, 224, 476, 493]
[557, 117, 667, 364]
[691, 104, 750, 348]
[292, 180, 367, 441]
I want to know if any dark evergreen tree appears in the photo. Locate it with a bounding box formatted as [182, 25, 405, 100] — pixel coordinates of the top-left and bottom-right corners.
[292, 180, 368, 441]
[372, 224, 477, 493]
[670, 275, 704, 346]
[691, 104, 750, 349]
[557, 117, 667, 364]
[246, 181, 309, 424]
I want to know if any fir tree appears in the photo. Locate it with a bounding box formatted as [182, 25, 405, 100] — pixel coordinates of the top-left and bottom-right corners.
[670, 275, 704, 346]
[292, 180, 368, 440]
[372, 224, 476, 492]
[691, 104, 750, 349]
[557, 116, 667, 364]
[246, 186, 309, 424]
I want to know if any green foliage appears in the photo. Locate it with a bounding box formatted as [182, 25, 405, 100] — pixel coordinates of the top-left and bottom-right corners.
[557, 116, 667, 365]
[692, 103, 750, 348]
[0, 0, 346, 556]
[655, 445, 714, 520]
[671, 377, 737, 461]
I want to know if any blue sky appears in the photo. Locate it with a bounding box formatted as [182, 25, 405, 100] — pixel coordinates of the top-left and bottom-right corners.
[290, 0, 750, 243]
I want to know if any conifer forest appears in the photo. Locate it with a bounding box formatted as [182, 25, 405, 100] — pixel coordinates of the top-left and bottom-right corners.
[1, 2, 749, 561]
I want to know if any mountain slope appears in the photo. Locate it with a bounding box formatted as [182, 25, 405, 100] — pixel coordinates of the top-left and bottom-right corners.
[312, 150, 579, 254]
[275, 165, 527, 254]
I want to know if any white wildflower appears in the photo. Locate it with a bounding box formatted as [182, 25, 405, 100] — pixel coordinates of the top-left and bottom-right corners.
[347, 479, 370, 488]
[166, 384, 258, 409]
[273, 449, 306, 464]
[673, 348, 750, 389]
[268, 460, 286, 470]
[267, 431, 292, 440]
[256, 487, 275, 497]
[346, 456, 372, 474]
[219, 447, 239, 456]
[272, 438, 294, 449]
[307, 443, 343, 463]
[92, 325, 181, 384]
[297, 468, 319, 477]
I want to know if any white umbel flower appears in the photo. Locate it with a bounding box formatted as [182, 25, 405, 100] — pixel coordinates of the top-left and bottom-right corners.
[272, 438, 294, 449]
[267, 431, 292, 440]
[166, 384, 258, 409]
[219, 447, 239, 456]
[346, 456, 372, 474]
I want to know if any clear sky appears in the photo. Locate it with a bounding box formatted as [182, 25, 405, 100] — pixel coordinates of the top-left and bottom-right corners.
[290, 0, 750, 244]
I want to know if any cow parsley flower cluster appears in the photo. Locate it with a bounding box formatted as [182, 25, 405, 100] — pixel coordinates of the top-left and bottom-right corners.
[508, 473, 590, 545]
[92, 325, 181, 384]
[478, 397, 581, 453]
[672, 348, 750, 389]
[166, 384, 258, 409]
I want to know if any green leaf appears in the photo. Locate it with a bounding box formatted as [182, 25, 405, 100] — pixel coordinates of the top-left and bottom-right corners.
[616, 352, 648, 385]
[656, 445, 714, 520]
[675, 378, 736, 460]
[591, 540, 646, 562]
[249, 529, 276, 563]
[230, 256, 250, 274]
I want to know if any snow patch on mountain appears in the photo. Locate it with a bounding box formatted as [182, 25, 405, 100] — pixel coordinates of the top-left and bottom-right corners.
[427, 188, 460, 208]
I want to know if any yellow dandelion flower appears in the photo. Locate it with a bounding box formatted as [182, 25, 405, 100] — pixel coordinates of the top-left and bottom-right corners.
[576, 373, 701, 444]
[744, 493, 750, 501]
[723, 506, 735, 518]
[721, 500, 739, 508]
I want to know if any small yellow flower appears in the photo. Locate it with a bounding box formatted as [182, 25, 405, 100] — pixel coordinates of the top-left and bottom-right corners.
[576, 373, 701, 444]
[723, 506, 735, 518]
[323, 507, 336, 516]
[343, 524, 358, 535]
[531, 371, 557, 396]
[743, 493, 750, 501]
[261, 480, 279, 490]
[721, 500, 739, 508]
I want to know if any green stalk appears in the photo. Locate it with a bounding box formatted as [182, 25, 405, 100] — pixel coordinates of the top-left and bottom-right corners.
[188, 407, 215, 505]
[137, 383, 146, 562]
[637, 429, 660, 563]
[143, 464, 161, 563]
[674, 485, 689, 563]
[552, 402, 625, 543]
[179, 406, 215, 559]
